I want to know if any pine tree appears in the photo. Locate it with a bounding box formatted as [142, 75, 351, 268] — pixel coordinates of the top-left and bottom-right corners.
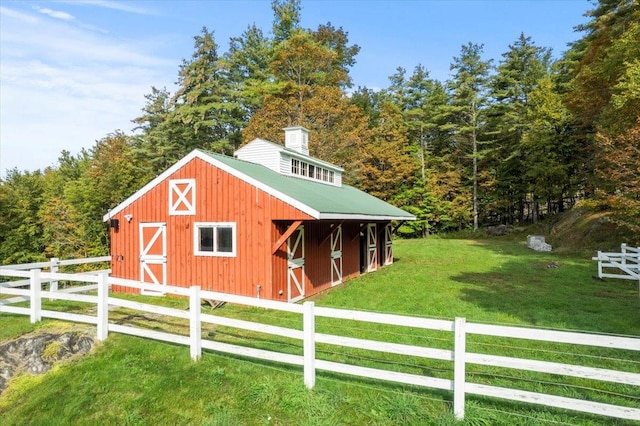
[488, 34, 551, 224]
[442, 43, 492, 230]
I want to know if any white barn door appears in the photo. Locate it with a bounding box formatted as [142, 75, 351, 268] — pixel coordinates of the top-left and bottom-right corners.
[384, 224, 393, 266]
[330, 225, 343, 286]
[139, 222, 167, 295]
[287, 225, 305, 302]
[366, 223, 377, 272]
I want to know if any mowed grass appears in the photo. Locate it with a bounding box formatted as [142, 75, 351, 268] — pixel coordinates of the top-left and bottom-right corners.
[1, 238, 639, 425]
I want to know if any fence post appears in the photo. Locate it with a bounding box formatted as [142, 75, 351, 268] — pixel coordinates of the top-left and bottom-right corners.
[621, 243, 627, 266]
[597, 251, 603, 279]
[190, 286, 202, 361]
[453, 317, 466, 420]
[303, 301, 316, 389]
[29, 269, 42, 323]
[96, 273, 109, 341]
[50, 257, 59, 294]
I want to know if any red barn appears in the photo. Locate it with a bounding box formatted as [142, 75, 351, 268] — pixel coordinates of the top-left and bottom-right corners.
[103, 127, 415, 302]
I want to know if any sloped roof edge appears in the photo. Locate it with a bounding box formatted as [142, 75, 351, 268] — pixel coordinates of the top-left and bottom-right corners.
[103, 149, 321, 222]
[103, 149, 415, 223]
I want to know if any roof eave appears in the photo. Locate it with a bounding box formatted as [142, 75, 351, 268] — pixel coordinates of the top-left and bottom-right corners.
[318, 213, 416, 221]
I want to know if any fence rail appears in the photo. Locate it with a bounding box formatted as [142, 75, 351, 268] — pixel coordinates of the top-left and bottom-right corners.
[1, 263, 639, 422]
[593, 244, 640, 297]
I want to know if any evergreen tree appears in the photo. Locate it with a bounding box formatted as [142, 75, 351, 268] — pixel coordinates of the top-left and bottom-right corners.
[171, 27, 244, 153]
[225, 24, 276, 117]
[488, 34, 551, 223]
[442, 43, 492, 230]
[271, 0, 301, 43]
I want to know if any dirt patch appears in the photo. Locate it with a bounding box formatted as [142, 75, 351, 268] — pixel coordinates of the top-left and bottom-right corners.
[531, 262, 559, 269]
[0, 328, 95, 393]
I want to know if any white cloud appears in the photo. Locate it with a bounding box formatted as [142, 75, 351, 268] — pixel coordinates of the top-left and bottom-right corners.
[58, 0, 154, 15]
[33, 6, 74, 21]
[0, 6, 39, 24]
[0, 5, 175, 175]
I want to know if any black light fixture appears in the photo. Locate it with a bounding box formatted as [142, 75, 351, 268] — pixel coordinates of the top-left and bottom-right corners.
[110, 219, 120, 232]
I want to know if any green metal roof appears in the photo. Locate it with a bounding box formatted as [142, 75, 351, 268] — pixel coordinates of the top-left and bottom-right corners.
[201, 150, 415, 221]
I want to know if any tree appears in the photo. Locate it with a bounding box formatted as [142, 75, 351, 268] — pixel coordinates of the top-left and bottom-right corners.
[312, 23, 360, 89]
[442, 43, 492, 230]
[171, 27, 244, 153]
[521, 75, 576, 217]
[243, 86, 370, 183]
[131, 86, 178, 175]
[271, 0, 301, 43]
[225, 24, 276, 117]
[488, 34, 551, 223]
[386, 65, 448, 183]
[358, 102, 417, 201]
[0, 169, 46, 263]
[561, 0, 639, 228]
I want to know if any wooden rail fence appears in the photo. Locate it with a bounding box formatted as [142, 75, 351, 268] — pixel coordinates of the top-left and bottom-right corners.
[1, 261, 639, 422]
[593, 243, 640, 296]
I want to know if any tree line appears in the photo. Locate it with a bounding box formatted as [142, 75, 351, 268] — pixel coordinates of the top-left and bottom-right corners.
[1, 0, 638, 263]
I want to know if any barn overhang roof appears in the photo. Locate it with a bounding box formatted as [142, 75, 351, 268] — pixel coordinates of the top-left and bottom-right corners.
[103, 149, 415, 222]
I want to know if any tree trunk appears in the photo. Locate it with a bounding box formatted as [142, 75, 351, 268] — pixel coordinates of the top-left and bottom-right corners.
[472, 104, 478, 232]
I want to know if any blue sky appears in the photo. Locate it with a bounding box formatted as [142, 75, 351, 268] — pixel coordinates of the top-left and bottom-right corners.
[0, 0, 591, 175]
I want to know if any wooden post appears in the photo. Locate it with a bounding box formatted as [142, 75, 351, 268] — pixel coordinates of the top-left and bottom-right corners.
[597, 251, 603, 279]
[96, 273, 109, 341]
[29, 269, 41, 323]
[190, 286, 202, 361]
[303, 301, 316, 389]
[453, 317, 466, 420]
[621, 244, 627, 266]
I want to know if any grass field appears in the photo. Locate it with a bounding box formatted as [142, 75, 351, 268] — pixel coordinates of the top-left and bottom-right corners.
[1, 238, 639, 425]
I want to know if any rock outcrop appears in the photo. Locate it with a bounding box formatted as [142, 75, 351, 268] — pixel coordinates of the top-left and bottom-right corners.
[0, 330, 94, 393]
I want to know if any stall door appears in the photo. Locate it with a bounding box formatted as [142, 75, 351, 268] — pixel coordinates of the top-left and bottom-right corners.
[366, 223, 377, 272]
[287, 225, 305, 302]
[139, 222, 167, 295]
[330, 225, 343, 286]
[384, 224, 393, 266]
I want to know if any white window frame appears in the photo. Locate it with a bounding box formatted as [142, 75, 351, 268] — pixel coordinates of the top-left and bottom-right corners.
[289, 158, 337, 185]
[194, 222, 237, 257]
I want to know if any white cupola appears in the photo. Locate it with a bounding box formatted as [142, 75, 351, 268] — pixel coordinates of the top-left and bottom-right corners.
[284, 126, 309, 156]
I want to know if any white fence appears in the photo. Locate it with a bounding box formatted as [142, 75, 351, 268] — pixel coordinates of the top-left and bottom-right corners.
[1, 265, 639, 422]
[593, 243, 640, 295]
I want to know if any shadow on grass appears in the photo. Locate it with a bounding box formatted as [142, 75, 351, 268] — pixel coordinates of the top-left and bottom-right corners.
[449, 242, 640, 334]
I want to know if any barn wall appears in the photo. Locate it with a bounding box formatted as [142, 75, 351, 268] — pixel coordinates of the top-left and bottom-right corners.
[268, 220, 387, 301]
[109, 157, 313, 297]
[271, 221, 289, 302]
[303, 221, 332, 295]
[342, 222, 363, 280]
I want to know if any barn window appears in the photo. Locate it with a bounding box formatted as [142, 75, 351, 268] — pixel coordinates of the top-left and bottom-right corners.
[194, 222, 236, 257]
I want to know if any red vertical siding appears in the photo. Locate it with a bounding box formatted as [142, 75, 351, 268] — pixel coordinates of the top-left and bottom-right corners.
[109, 157, 313, 298]
[108, 155, 395, 300]
[342, 222, 363, 281]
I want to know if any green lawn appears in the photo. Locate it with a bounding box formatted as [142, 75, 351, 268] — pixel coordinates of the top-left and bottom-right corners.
[1, 238, 639, 425]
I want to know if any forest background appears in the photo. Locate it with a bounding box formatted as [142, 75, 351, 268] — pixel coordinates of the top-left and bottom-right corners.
[0, 0, 638, 263]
